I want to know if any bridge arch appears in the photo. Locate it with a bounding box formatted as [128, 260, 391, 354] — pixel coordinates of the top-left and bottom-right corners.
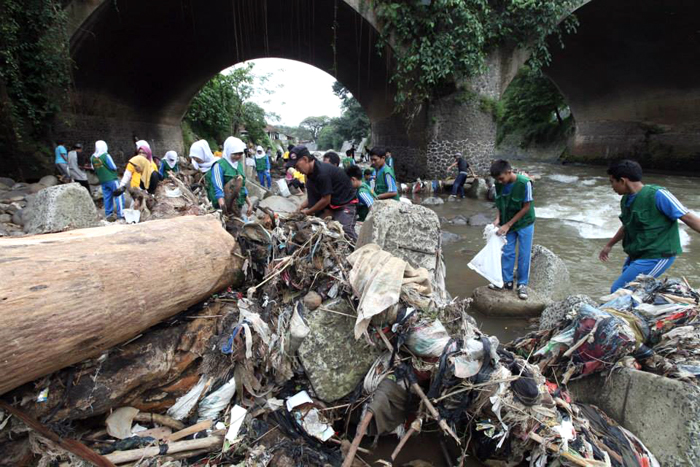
[543, 0, 700, 169]
[61, 0, 398, 164]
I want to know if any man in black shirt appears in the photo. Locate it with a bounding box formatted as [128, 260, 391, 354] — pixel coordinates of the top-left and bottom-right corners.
[286, 146, 358, 241]
[447, 152, 475, 198]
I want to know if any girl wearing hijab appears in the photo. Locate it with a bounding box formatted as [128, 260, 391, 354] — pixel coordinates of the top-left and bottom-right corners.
[254, 145, 272, 188]
[159, 151, 179, 178]
[209, 136, 253, 219]
[114, 155, 161, 196]
[135, 140, 152, 160]
[90, 140, 124, 220]
[189, 140, 216, 173]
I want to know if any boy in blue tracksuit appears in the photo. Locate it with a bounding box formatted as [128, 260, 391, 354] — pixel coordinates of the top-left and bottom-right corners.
[489, 159, 535, 300]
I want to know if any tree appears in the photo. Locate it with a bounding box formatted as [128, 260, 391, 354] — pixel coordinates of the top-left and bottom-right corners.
[0, 0, 71, 178]
[373, 0, 579, 117]
[332, 82, 370, 143]
[299, 116, 332, 142]
[183, 65, 255, 145]
[497, 65, 572, 146]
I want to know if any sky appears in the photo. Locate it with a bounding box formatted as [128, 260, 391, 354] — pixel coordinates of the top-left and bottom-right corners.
[226, 58, 343, 127]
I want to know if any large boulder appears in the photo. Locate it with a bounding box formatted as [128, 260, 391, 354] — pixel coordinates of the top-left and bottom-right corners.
[468, 213, 492, 226]
[23, 183, 99, 234]
[421, 196, 444, 206]
[471, 286, 549, 317]
[0, 177, 16, 188]
[358, 200, 447, 300]
[298, 298, 382, 402]
[441, 231, 461, 245]
[465, 178, 481, 198]
[528, 245, 570, 301]
[569, 368, 700, 466]
[258, 196, 298, 215]
[538, 295, 597, 330]
[246, 180, 272, 201]
[38, 175, 59, 187]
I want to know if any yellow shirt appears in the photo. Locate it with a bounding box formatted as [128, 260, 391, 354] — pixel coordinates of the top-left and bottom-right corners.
[293, 170, 305, 183]
[213, 151, 222, 158]
[283, 151, 289, 160]
[127, 161, 158, 188]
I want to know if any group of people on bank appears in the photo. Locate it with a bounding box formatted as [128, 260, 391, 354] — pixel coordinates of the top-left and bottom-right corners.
[57, 138, 700, 296]
[55, 139, 180, 221]
[187, 138, 400, 241]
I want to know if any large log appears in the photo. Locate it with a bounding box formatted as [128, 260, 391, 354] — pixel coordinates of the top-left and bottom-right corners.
[0, 215, 242, 395]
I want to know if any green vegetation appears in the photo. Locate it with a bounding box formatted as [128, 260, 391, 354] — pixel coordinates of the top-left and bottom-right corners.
[373, 0, 579, 117]
[317, 82, 371, 150]
[497, 65, 572, 146]
[0, 0, 71, 178]
[182, 64, 273, 149]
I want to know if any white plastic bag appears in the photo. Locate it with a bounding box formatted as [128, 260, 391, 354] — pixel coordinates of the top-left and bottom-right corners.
[276, 179, 291, 197]
[468, 224, 506, 288]
[198, 376, 236, 422]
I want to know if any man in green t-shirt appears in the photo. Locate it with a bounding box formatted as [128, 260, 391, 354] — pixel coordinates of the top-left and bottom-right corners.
[600, 160, 700, 292]
[489, 159, 535, 300]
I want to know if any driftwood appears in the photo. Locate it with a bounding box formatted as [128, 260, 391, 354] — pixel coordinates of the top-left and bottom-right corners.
[103, 435, 224, 464]
[7, 301, 228, 422]
[0, 215, 243, 396]
[0, 401, 116, 467]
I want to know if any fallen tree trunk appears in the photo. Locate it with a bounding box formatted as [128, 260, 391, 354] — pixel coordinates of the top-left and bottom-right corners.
[0, 215, 243, 396]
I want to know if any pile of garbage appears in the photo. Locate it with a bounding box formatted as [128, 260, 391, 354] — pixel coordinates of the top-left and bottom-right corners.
[509, 276, 700, 385]
[0, 203, 665, 467]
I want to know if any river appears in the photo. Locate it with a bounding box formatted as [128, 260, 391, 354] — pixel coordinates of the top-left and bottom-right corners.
[422, 161, 700, 342]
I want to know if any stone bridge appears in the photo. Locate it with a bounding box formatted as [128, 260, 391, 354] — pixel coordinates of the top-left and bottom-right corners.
[61, 0, 700, 180]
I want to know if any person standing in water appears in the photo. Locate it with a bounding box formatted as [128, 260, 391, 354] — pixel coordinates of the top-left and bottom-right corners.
[600, 160, 700, 292]
[489, 159, 535, 300]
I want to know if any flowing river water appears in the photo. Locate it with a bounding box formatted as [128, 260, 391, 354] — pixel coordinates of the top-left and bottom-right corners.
[424, 161, 700, 342]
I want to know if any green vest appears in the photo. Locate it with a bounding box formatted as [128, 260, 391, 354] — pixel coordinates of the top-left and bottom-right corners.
[91, 153, 118, 183]
[206, 158, 246, 206]
[374, 165, 399, 200]
[342, 157, 354, 169]
[255, 155, 267, 172]
[163, 163, 178, 174]
[620, 185, 682, 260]
[357, 182, 377, 222]
[495, 174, 535, 232]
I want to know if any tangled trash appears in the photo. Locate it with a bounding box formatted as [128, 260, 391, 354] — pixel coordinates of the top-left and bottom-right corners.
[0, 167, 683, 466]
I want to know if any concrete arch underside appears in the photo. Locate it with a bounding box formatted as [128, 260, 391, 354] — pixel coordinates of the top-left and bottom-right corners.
[545, 0, 700, 170]
[61, 0, 407, 167]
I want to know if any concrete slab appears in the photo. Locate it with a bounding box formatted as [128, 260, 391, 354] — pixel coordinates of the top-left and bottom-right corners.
[570, 368, 700, 466]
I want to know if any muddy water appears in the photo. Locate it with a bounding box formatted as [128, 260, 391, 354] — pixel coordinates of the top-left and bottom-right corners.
[423, 161, 700, 342]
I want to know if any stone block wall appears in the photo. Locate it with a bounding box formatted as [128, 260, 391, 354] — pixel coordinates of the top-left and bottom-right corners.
[55, 113, 184, 165]
[425, 53, 503, 179]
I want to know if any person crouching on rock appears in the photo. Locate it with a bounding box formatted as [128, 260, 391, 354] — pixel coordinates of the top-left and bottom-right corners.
[159, 151, 179, 178]
[288, 145, 359, 242]
[600, 159, 700, 293]
[489, 159, 535, 300]
[90, 140, 124, 221]
[346, 165, 376, 222]
[208, 136, 253, 221]
[370, 147, 399, 201]
[113, 155, 161, 198]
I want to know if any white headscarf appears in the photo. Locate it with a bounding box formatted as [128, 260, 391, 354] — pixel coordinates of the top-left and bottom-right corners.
[189, 140, 216, 173]
[163, 151, 178, 168]
[135, 140, 151, 152]
[93, 140, 108, 157]
[255, 145, 265, 159]
[222, 136, 246, 169]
